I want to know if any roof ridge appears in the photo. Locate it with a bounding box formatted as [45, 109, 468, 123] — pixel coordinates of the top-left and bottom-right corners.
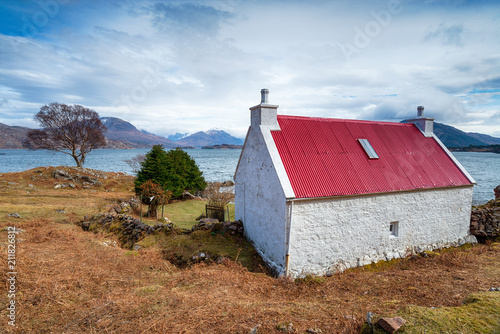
[276, 114, 413, 126]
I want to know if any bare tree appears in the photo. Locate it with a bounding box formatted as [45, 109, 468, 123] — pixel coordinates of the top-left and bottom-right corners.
[124, 153, 145, 174]
[23, 103, 107, 167]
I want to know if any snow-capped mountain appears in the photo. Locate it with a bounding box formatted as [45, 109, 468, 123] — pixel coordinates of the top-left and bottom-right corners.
[167, 132, 190, 142]
[173, 128, 244, 147]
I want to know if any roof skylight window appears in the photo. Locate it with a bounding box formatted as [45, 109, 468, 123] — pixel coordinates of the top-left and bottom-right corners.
[358, 139, 379, 159]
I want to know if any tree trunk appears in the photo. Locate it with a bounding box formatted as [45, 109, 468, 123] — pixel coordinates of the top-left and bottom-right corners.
[147, 204, 158, 219]
[73, 155, 82, 167]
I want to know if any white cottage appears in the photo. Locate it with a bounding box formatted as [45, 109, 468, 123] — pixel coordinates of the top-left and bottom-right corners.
[234, 89, 476, 277]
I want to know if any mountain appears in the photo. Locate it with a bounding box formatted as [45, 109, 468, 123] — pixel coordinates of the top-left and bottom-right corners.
[433, 122, 499, 148]
[167, 132, 190, 142]
[100, 117, 175, 148]
[466, 132, 500, 145]
[2, 117, 498, 150]
[0, 123, 31, 149]
[174, 129, 244, 148]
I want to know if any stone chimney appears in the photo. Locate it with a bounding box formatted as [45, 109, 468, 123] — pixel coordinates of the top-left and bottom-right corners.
[406, 106, 434, 137]
[250, 89, 279, 128]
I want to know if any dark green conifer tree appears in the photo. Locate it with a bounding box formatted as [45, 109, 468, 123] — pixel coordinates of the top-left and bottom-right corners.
[135, 145, 206, 199]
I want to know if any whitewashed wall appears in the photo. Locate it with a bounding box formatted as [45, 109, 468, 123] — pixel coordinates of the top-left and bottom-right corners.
[287, 186, 475, 277]
[235, 126, 288, 274]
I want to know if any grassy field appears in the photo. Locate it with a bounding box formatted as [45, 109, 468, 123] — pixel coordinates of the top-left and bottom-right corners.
[158, 200, 235, 229]
[0, 167, 499, 333]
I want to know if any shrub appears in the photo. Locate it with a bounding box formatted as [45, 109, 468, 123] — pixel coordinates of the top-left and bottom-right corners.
[138, 180, 172, 218]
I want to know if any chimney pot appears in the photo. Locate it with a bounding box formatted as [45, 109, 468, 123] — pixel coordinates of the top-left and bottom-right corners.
[250, 89, 279, 128]
[261, 89, 269, 104]
[417, 106, 424, 117]
[405, 106, 433, 137]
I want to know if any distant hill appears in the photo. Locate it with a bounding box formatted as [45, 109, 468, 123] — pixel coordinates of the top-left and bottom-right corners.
[0, 118, 175, 149]
[466, 132, 500, 145]
[433, 122, 500, 148]
[0, 119, 243, 149]
[173, 129, 244, 148]
[0, 123, 31, 148]
[2, 118, 497, 150]
[100, 117, 175, 148]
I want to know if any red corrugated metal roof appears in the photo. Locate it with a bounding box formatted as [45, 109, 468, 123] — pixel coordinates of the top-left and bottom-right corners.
[271, 115, 472, 199]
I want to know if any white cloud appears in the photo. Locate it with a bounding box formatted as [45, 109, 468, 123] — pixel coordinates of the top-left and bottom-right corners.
[0, 0, 499, 139]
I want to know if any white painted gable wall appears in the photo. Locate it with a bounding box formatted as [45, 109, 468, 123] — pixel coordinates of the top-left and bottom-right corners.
[234, 124, 289, 274]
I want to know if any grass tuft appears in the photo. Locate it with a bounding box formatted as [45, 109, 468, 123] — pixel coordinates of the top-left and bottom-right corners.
[397, 292, 500, 333]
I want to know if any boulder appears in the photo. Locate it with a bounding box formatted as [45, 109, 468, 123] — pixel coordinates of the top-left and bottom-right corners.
[52, 169, 70, 179]
[376, 317, 406, 334]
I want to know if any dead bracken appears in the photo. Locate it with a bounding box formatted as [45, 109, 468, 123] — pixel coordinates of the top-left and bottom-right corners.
[1, 167, 499, 333]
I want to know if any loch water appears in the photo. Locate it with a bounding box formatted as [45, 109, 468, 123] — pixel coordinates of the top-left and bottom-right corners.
[0, 149, 498, 204]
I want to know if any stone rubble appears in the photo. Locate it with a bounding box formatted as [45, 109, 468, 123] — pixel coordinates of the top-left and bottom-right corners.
[192, 218, 244, 235]
[52, 168, 103, 188]
[80, 198, 176, 248]
[79, 198, 244, 249]
[470, 197, 500, 241]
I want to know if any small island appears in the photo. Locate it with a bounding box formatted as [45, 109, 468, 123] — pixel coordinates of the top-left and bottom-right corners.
[175, 146, 196, 150]
[202, 144, 243, 149]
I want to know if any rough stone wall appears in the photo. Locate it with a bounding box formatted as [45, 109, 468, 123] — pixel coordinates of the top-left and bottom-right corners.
[235, 126, 288, 274]
[470, 198, 500, 240]
[287, 186, 475, 277]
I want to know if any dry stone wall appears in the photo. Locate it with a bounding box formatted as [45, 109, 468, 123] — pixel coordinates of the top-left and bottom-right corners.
[79, 198, 244, 249]
[470, 198, 500, 241]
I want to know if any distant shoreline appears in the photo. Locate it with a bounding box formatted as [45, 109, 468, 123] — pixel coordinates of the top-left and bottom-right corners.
[449, 145, 500, 154]
[201, 144, 243, 149]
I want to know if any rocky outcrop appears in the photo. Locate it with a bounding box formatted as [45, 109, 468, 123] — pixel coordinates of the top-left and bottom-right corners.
[470, 197, 500, 241]
[51, 167, 109, 188]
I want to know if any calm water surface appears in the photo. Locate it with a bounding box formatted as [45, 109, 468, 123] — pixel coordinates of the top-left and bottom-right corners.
[0, 149, 240, 183]
[0, 149, 498, 204]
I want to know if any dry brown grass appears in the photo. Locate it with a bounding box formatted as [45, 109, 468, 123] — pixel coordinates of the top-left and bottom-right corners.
[1, 168, 499, 333]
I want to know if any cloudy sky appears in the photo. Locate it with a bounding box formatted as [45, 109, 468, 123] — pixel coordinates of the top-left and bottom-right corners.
[1, 0, 499, 139]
